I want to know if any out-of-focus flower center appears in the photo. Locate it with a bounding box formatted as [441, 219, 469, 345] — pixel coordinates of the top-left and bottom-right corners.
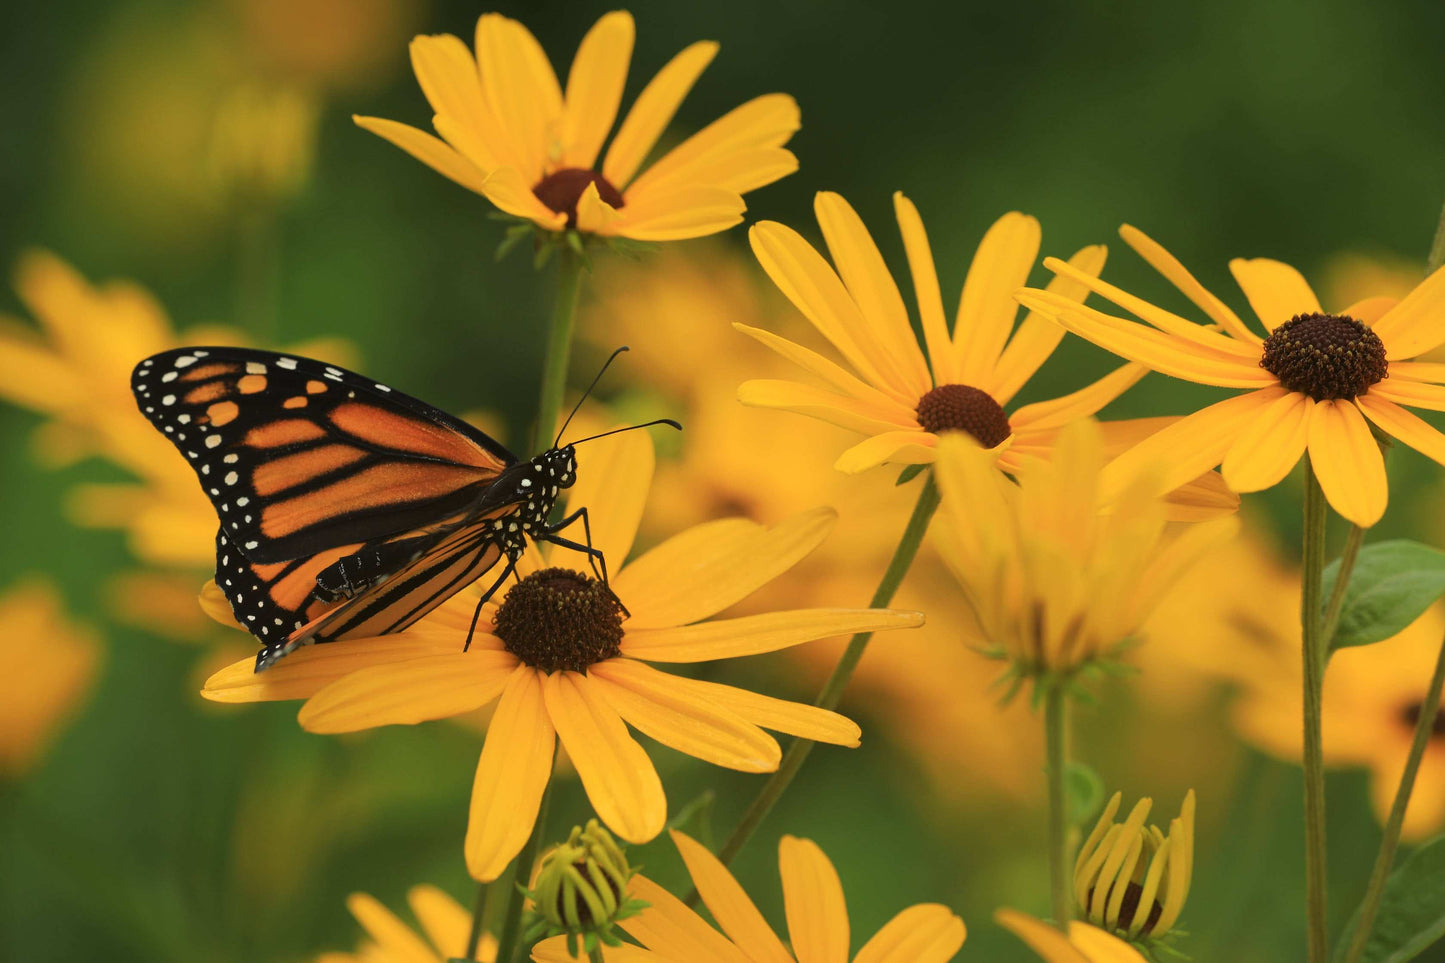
[1259, 312, 1387, 400]
[492, 568, 624, 673]
[915, 383, 1011, 447]
[1088, 882, 1164, 937]
[533, 168, 626, 228]
[1399, 699, 1445, 740]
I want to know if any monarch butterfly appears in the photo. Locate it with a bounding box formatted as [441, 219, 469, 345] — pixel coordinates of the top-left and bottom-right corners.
[130, 346, 675, 671]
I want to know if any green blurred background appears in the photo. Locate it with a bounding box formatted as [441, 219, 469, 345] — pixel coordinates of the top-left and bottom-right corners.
[3, 0, 1445, 960]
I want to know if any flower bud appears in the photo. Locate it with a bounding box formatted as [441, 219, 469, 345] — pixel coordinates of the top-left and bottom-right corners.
[526, 820, 647, 958]
[1074, 789, 1195, 942]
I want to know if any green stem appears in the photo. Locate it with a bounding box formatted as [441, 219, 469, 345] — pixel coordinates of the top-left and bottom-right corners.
[1342, 629, 1445, 963]
[464, 880, 489, 960]
[1301, 457, 1330, 963]
[1427, 198, 1445, 275]
[235, 204, 280, 341]
[588, 948, 606, 963]
[708, 473, 942, 872]
[1044, 682, 1071, 929]
[1320, 523, 1365, 650]
[495, 775, 555, 963]
[533, 249, 586, 453]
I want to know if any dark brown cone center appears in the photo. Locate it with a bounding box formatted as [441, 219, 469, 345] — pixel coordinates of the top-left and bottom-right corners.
[1399, 700, 1445, 739]
[915, 383, 1011, 447]
[1087, 882, 1164, 937]
[532, 168, 625, 228]
[1259, 312, 1387, 401]
[492, 567, 624, 673]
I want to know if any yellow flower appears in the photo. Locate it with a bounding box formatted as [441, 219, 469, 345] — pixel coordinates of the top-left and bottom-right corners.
[1074, 791, 1195, 940]
[317, 885, 496, 963]
[996, 910, 1148, 963]
[932, 420, 1238, 679]
[202, 431, 921, 880]
[1234, 603, 1445, 841]
[0, 580, 101, 775]
[1017, 226, 1445, 526]
[356, 11, 798, 240]
[207, 82, 320, 204]
[535, 828, 966, 962]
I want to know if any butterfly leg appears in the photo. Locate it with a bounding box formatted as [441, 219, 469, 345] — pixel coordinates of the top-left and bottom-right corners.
[463, 554, 518, 653]
[540, 508, 630, 617]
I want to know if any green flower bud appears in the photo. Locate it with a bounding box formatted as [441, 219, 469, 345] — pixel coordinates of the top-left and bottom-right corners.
[525, 820, 648, 958]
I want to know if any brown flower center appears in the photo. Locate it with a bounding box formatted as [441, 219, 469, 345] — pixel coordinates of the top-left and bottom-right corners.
[1088, 882, 1165, 937]
[532, 168, 625, 228]
[492, 568, 624, 673]
[1259, 313, 1387, 401]
[1399, 700, 1445, 740]
[915, 384, 1011, 447]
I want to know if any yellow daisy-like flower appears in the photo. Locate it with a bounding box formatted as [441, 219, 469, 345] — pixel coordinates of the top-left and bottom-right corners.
[202, 431, 921, 880]
[1016, 226, 1445, 526]
[534, 829, 966, 962]
[932, 420, 1238, 678]
[996, 910, 1147, 963]
[356, 10, 798, 240]
[317, 885, 496, 963]
[1073, 791, 1195, 941]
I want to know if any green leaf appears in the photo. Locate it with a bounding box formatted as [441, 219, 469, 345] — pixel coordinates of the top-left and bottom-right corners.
[1334, 834, 1445, 963]
[895, 464, 926, 486]
[1322, 540, 1445, 654]
[1064, 761, 1105, 826]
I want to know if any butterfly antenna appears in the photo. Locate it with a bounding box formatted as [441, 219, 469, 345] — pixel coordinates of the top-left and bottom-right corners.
[554, 346, 630, 449]
[567, 418, 682, 447]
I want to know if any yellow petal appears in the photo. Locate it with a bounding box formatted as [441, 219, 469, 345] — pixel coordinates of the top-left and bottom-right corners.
[1383, 360, 1445, 383]
[1066, 922, 1150, 962]
[1009, 362, 1147, 434]
[1220, 389, 1312, 492]
[574, 181, 623, 235]
[1357, 393, 1445, 466]
[199, 579, 241, 628]
[953, 212, 1041, 385]
[621, 608, 924, 662]
[353, 115, 491, 195]
[1307, 400, 1387, 527]
[409, 884, 471, 960]
[620, 874, 751, 963]
[408, 34, 504, 171]
[603, 41, 718, 189]
[1370, 378, 1445, 412]
[542, 671, 666, 844]
[995, 909, 1090, 963]
[473, 14, 562, 183]
[738, 379, 917, 436]
[670, 830, 792, 963]
[853, 904, 966, 963]
[201, 634, 459, 704]
[297, 650, 518, 734]
[553, 428, 653, 577]
[893, 192, 958, 385]
[992, 244, 1108, 404]
[608, 185, 744, 241]
[733, 323, 914, 415]
[628, 94, 800, 197]
[346, 893, 436, 963]
[558, 11, 634, 169]
[587, 660, 779, 772]
[478, 166, 568, 228]
[0, 335, 83, 414]
[615, 509, 836, 629]
[834, 430, 938, 474]
[531, 937, 654, 962]
[1228, 257, 1322, 329]
[617, 671, 859, 746]
[779, 835, 850, 963]
[1370, 262, 1445, 359]
[658, 146, 797, 195]
[466, 667, 555, 881]
[1342, 296, 1398, 325]
[1119, 225, 1258, 343]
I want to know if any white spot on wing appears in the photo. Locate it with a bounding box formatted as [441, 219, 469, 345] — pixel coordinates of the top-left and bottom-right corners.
[277, 358, 298, 370]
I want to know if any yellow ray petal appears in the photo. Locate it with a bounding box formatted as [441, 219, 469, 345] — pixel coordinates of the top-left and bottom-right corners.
[353, 116, 491, 195]
[628, 94, 800, 197]
[814, 192, 932, 398]
[615, 509, 835, 629]
[603, 41, 718, 188]
[542, 671, 666, 844]
[408, 34, 504, 171]
[558, 11, 634, 169]
[620, 875, 751, 963]
[853, 904, 966, 963]
[553, 429, 653, 577]
[1371, 262, 1445, 359]
[532, 937, 656, 962]
[738, 379, 918, 436]
[478, 166, 568, 228]
[1220, 389, 1312, 492]
[0, 329, 85, 414]
[1307, 400, 1387, 527]
[834, 429, 939, 474]
[1009, 362, 1147, 434]
[670, 830, 792, 963]
[1229, 257, 1322, 330]
[995, 909, 1091, 963]
[608, 185, 744, 241]
[466, 667, 554, 881]
[953, 212, 1041, 385]
[409, 884, 470, 960]
[473, 14, 562, 183]
[893, 192, 957, 385]
[992, 244, 1108, 404]
[733, 323, 915, 414]
[1067, 922, 1150, 962]
[621, 608, 924, 662]
[1342, 296, 1398, 325]
[1356, 393, 1445, 466]
[660, 146, 797, 195]
[780, 835, 850, 963]
[1119, 225, 1258, 343]
[201, 634, 459, 704]
[1382, 360, 1445, 383]
[298, 649, 518, 733]
[575, 181, 623, 235]
[587, 660, 779, 772]
[1370, 378, 1445, 412]
[346, 893, 436, 963]
[625, 672, 859, 746]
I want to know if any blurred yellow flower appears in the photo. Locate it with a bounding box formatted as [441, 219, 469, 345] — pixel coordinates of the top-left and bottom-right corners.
[318, 885, 496, 963]
[357, 11, 798, 240]
[1320, 251, 1423, 309]
[1018, 227, 1445, 526]
[996, 909, 1147, 963]
[933, 420, 1238, 679]
[1074, 790, 1194, 940]
[232, 0, 417, 91]
[1234, 603, 1445, 841]
[0, 579, 101, 775]
[202, 432, 921, 880]
[207, 82, 320, 205]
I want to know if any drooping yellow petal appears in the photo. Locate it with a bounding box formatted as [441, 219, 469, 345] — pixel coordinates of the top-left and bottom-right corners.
[893, 192, 957, 384]
[552, 429, 653, 578]
[201, 633, 460, 704]
[1220, 389, 1312, 492]
[1228, 257, 1322, 329]
[628, 94, 800, 197]
[346, 892, 437, 963]
[620, 671, 860, 746]
[995, 909, 1090, 963]
[408, 34, 504, 172]
[542, 671, 666, 844]
[670, 830, 792, 963]
[587, 660, 779, 772]
[558, 11, 634, 169]
[609, 185, 744, 241]
[621, 608, 924, 662]
[616, 509, 836, 629]
[466, 667, 555, 881]
[1307, 399, 1387, 527]
[602, 41, 718, 188]
[779, 835, 850, 963]
[953, 212, 1041, 385]
[575, 181, 623, 235]
[1356, 393, 1445, 466]
[620, 875, 751, 963]
[1119, 225, 1259, 343]
[476, 166, 567, 228]
[733, 323, 914, 414]
[353, 116, 492, 195]
[1008, 362, 1147, 434]
[853, 904, 966, 963]
[409, 884, 471, 960]
[473, 14, 563, 183]
[738, 379, 918, 436]
[1370, 262, 1445, 359]
[297, 649, 518, 734]
[992, 244, 1108, 404]
[833, 429, 938, 474]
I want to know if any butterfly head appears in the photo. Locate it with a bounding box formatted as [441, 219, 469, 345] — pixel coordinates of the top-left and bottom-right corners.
[544, 445, 579, 490]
